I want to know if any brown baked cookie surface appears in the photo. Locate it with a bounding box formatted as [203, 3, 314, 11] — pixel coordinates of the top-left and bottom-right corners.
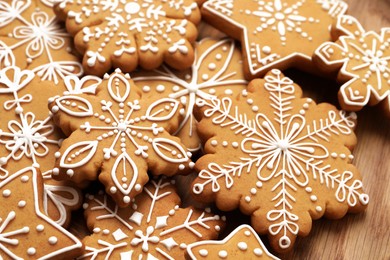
[54, 0, 201, 76]
[192, 69, 368, 252]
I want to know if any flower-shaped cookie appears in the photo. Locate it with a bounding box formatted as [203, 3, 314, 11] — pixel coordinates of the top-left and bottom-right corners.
[201, 0, 348, 79]
[0, 167, 82, 258]
[79, 177, 225, 259]
[0, 0, 83, 84]
[54, 0, 201, 76]
[0, 66, 84, 226]
[133, 38, 247, 151]
[314, 15, 390, 114]
[192, 69, 369, 252]
[49, 69, 194, 207]
[187, 224, 279, 259]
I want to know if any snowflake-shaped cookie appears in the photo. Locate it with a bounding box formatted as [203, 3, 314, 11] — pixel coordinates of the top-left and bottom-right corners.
[201, 0, 347, 79]
[54, 0, 201, 76]
[192, 69, 369, 252]
[314, 15, 390, 114]
[79, 177, 225, 259]
[0, 66, 89, 226]
[0, 166, 82, 258]
[0, 0, 83, 84]
[133, 38, 247, 151]
[49, 69, 194, 207]
[187, 224, 279, 259]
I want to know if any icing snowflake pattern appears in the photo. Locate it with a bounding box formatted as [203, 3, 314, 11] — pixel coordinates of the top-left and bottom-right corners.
[193, 69, 369, 252]
[0, 167, 82, 258]
[133, 38, 247, 151]
[187, 224, 280, 259]
[202, 0, 347, 78]
[0, 66, 84, 226]
[79, 178, 224, 259]
[55, 0, 201, 75]
[315, 15, 390, 113]
[49, 69, 194, 206]
[0, 0, 83, 84]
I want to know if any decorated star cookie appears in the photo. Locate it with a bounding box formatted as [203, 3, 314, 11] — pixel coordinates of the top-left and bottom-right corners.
[48, 69, 194, 207]
[192, 69, 369, 252]
[314, 15, 390, 114]
[201, 0, 348, 79]
[79, 177, 225, 259]
[133, 38, 247, 151]
[53, 0, 201, 76]
[0, 0, 83, 84]
[0, 66, 87, 226]
[0, 166, 82, 258]
[187, 224, 279, 259]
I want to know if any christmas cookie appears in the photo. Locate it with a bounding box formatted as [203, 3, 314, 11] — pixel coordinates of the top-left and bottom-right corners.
[201, 0, 348, 79]
[187, 224, 279, 259]
[79, 177, 225, 259]
[0, 0, 83, 84]
[133, 38, 247, 151]
[192, 69, 369, 252]
[54, 0, 201, 76]
[48, 69, 195, 207]
[0, 166, 82, 258]
[0, 66, 85, 227]
[314, 15, 390, 114]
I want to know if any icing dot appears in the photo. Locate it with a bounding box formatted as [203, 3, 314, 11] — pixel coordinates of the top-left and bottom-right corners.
[244, 230, 251, 236]
[305, 187, 312, 193]
[256, 181, 263, 188]
[237, 242, 248, 251]
[250, 188, 257, 195]
[3, 189, 11, 197]
[316, 206, 322, 212]
[21, 175, 29, 182]
[218, 250, 228, 258]
[211, 140, 218, 146]
[36, 225, 44, 232]
[253, 248, 263, 256]
[245, 196, 251, 202]
[48, 236, 58, 245]
[27, 247, 36, 255]
[232, 142, 238, 148]
[222, 141, 228, 147]
[125, 2, 140, 14]
[208, 63, 216, 70]
[216, 54, 222, 60]
[262, 46, 271, 54]
[123, 196, 130, 203]
[310, 195, 317, 202]
[103, 229, 110, 235]
[156, 85, 165, 92]
[180, 243, 187, 249]
[202, 74, 209, 80]
[135, 184, 141, 191]
[199, 249, 208, 256]
[18, 200, 26, 208]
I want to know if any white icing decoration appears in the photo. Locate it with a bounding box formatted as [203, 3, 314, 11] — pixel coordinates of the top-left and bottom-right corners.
[193, 69, 369, 251]
[59, 141, 98, 169]
[202, 0, 347, 77]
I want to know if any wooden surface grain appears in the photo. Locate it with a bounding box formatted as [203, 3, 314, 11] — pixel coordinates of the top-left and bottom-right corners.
[70, 0, 390, 259]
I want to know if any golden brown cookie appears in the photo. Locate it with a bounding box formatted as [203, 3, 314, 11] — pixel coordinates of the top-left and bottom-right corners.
[0, 166, 82, 258]
[133, 38, 247, 152]
[0, 0, 83, 84]
[79, 177, 225, 259]
[192, 69, 369, 252]
[314, 15, 390, 115]
[0, 66, 84, 227]
[54, 0, 201, 76]
[187, 224, 279, 259]
[48, 69, 195, 207]
[201, 0, 348, 79]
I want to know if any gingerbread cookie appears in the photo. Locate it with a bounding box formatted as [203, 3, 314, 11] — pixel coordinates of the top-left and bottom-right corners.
[133, 38, 247, 151]
[314, 15, 390, 114]
[79, 177, 225, 259]
[0, 166, 82, 258]
[187, 224, 279, 259]
[0, 0, 83, 84]
[54, 0, 201, 76]
[192, 69, 369, 252]
[0, 66, 86, 227]
[48, 69, 194, 207]
[201, 0, 348, 79]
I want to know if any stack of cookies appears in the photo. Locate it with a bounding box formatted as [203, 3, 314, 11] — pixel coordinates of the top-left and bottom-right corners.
[0, 0, 388, 259]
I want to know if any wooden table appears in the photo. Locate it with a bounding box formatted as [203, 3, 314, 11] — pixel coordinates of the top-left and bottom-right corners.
[70, 1, 390, 259]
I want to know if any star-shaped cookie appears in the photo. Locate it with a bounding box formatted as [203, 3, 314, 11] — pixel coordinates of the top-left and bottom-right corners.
[201, 0, 348, 79]
[0, 166, 82, 258]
